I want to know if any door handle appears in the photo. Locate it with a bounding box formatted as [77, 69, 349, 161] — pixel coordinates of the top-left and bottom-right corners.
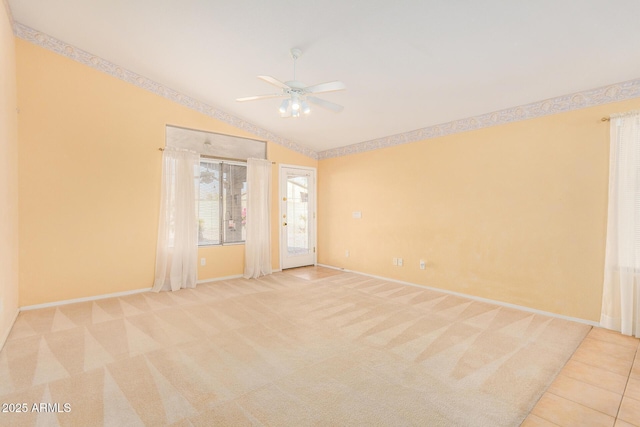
[283, 222, 287, 226]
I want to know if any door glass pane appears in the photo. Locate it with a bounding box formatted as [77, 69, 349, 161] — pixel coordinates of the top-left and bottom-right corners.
[287, 174, 309, 256]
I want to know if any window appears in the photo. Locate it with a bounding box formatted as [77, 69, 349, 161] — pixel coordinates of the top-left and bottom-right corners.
[198, 159, 247, 245]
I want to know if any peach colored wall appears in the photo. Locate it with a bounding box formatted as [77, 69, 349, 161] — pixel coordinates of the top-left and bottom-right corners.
[0, 5, 19, 347]
[319, 98, 640, 322]
[197, 244, 245, 279]
[16, 39, 315, 306]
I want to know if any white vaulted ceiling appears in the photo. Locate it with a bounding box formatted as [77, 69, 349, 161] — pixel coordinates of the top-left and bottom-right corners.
[7, 0, 640, 155]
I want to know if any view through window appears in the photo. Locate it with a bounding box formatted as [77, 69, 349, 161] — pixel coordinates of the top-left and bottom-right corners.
[198, 159, 247, 245]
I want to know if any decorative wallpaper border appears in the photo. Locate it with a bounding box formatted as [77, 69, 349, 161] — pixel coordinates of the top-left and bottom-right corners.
[12, 21, 640, 161]
[14, 23, 318, 160]
[318, 78, 640, 159]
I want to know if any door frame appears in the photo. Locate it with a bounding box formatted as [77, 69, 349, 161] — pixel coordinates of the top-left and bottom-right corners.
[279, 164, 317, 270]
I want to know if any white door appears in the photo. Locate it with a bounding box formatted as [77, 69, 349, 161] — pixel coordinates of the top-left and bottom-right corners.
[280, 165, 316, 269]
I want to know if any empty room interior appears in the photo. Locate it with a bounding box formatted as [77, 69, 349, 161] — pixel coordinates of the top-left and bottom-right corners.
[1, 1, 640, 426]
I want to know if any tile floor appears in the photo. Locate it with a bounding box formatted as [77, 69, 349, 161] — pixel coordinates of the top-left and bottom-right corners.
[521, 321, 640, 426]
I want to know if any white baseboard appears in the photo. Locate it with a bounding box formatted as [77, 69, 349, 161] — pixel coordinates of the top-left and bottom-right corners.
[20, 287, 152, 311]
[316, 264, 599, 327]
[0, 308, 20, 351]
[317, 264, 345, 272]
[15, 265, 600, 329]
[19, 272, 268, 311]
[196, 270, 283, 283]
[196, 274, 243, 284]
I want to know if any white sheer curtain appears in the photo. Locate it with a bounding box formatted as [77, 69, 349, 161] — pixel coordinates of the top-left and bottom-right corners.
[600, 110, 640, 337]
[244, 158, 272, 279]
[153, 148, 200, 292]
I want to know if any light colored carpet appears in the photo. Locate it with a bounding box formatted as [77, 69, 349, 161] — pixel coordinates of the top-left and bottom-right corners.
[0, 267, 590, 426]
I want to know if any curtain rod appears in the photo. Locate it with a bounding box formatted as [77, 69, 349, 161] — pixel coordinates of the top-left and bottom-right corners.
[158, 148, 275, 164]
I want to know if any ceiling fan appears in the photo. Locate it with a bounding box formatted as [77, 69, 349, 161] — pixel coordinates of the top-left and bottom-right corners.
[236, 48, 346, 118]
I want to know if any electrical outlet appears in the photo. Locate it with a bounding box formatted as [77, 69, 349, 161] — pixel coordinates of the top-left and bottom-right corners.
[392, 258, 398, 266]
[419, 260, 426, 270]
[345, 250, 350, 257]
[398, 258, 403, 266]
[200, 258, 206, 266]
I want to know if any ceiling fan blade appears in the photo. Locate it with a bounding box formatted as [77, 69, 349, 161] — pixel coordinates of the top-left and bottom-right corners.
[305, 81, 346, 94]
[258, 75, 290, 89]
[236, 93, 285, 102]
[307, 96, 344, 113]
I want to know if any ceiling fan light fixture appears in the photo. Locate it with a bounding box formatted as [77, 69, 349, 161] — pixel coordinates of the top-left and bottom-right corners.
[291, 94, 301, 111]
[301, 100, 311, 114]
[291, 109, 300, 118]
[278, 99, 290, 114]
